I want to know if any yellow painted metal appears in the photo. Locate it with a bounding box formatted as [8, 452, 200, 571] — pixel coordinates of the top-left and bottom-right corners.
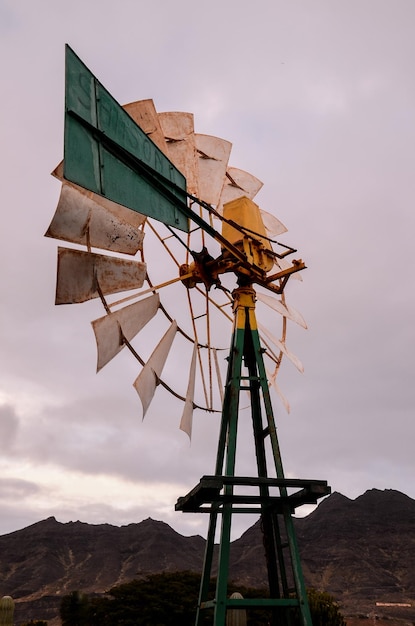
[232, 286, 257, 330]
[222, 197, 274, 272]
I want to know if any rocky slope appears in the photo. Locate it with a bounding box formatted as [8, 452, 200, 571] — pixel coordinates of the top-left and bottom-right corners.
[0, 489, 414, 624]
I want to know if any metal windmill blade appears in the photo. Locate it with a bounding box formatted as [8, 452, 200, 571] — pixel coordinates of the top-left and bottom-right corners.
[194, 134, 232, 206]
[158, 111, 199, 197]
[179, 342, 198, 439]
[55, 247, 147, 305]
[216, 167, 263, 214]
[46, 173, 146, 255]
[91, 294, 160, 371]
[258, 321, 304, 373]
[256, 291, 307, 328]
[133, 320, 178, 418]
[123, 99, 170, 156]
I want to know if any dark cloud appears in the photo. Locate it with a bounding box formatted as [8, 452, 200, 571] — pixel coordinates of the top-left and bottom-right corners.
[0, 477, 40, 500]
[0, 405, 19, 448]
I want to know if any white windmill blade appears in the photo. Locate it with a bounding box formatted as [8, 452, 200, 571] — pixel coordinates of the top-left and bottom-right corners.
[194, 134, 232, 206]
[55, 247, 147, 305]
[179, 342, 198, 439]
[46, 179, 145, 255]
[213, 348, 224, 405]
[256, 292, 307, 329]
[259, 209, 288, 237]
[258, 322, 304, 373]
[123, 99, 170, 156]
[267, 369, 291, 414]
[158, 111, 199, 197]
[133, 320, 178, 418]
[91, 294, 160, 372]
[216, 167, 263, 215]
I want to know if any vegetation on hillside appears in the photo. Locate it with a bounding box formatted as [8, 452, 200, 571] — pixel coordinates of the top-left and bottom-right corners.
[59, 571, 346, 625]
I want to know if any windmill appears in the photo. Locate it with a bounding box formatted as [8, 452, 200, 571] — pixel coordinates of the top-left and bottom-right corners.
[45, 45, 330, 626]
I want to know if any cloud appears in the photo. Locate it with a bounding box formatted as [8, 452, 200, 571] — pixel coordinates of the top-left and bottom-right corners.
[0, 404, 19, 448]
[0, 0, 414, 541]
[0, 477, 39, 500]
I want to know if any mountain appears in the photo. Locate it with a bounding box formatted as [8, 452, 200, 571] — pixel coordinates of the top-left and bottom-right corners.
[0, 489, 414, 624]
[296, 489, 415, 618]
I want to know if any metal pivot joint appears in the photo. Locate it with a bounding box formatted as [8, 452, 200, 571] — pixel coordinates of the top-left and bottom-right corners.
[176, 286, 330, 626]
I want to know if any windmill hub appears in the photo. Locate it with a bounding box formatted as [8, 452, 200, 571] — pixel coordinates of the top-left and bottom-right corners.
[179, 196, 283, 292]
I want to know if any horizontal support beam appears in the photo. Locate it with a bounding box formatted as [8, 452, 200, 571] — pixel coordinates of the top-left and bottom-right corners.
[200, 598, 300, 609]
[176, 475, 330, 512]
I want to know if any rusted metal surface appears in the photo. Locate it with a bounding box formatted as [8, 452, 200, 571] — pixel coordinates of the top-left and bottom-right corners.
[158, 111, 199, 197]
[194, 134, 232, 206]
[123, 99, 170, 156]
[217, 166, 263, 213]
[55, 247, 146, 304]
[46, 170, 146, 254]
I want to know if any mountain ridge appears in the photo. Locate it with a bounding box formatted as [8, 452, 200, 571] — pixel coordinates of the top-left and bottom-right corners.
[1, 488, 414, 624]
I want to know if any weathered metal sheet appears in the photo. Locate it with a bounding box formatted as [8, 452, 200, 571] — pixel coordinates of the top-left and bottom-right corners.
[256, 292, 307, 328]
[179, 343, 197, 439]
[133, 321, 177, 417]
[259, 323, 304, 373]
[259, 209, 287, 237]
[267, 369, 291, 413]
[194, 134, 232, 206]
[55, 247, 146, 304]
[46, 176, 145, 255]
[217, 167, 263, 214]
[91, 294, 160, 371]
[158, 111, 199, 197]
[123, 99, 169, 156]
[64, 45, 188, 232]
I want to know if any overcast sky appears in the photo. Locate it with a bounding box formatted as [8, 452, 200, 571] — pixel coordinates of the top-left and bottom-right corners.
[1, 1, 414, 541]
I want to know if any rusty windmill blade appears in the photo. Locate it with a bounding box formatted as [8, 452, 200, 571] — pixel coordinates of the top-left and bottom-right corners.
[216, 166, 263, 214]
[123, 99, 170, 156]
[55, 247, 146, 305]
[158, 111, 199, 197]
[194, 134, 232, 207]
[46, 174, 146, 255]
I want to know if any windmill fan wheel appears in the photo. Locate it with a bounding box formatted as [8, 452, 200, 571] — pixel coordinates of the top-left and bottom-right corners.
[45, 99, 307, 438]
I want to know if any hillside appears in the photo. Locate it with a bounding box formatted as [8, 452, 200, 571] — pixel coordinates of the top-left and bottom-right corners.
[0, 489, 414, 624]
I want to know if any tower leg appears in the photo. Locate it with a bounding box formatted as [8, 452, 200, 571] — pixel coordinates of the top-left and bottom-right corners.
[186, 286, 327, 626]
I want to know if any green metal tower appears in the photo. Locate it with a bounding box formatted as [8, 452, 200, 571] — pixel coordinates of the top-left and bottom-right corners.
[177, 285, 330, 626]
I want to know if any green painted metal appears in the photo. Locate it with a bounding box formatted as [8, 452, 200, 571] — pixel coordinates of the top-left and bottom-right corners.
[63, 48, 296, 289]
[180, 286, 322, 626]
[64, 45, 189, 232]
